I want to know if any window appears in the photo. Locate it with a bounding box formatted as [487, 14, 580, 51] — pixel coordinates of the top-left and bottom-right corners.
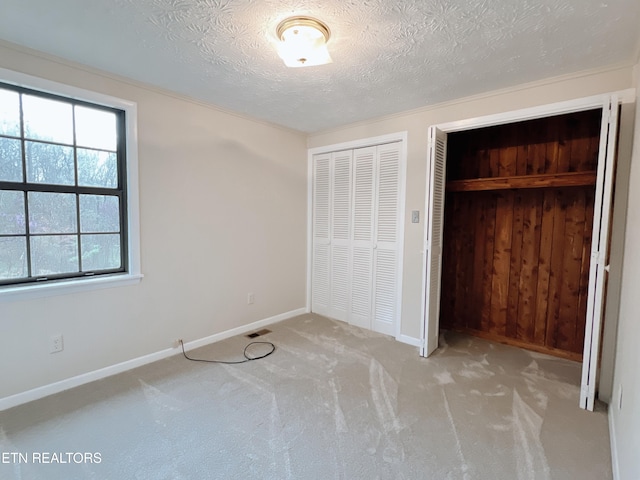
[0, 80, 132, 289]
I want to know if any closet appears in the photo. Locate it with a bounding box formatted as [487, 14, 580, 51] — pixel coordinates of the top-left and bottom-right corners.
[311, 141, 403, 336]
[421, 92, 627, 411]
[439, 110, 602, 361]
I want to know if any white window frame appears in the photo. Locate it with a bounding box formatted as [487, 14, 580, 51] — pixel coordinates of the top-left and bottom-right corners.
[0, 67, 142, 302]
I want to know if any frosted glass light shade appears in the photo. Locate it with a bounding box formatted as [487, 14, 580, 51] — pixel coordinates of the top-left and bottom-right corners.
[276, 17, 332, 68]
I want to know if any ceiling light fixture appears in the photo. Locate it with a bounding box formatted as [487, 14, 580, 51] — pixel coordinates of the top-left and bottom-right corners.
[276, 16, 332, 68]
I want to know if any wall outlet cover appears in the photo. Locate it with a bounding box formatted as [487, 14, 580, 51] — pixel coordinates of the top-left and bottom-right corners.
[49, 334, 64, 354]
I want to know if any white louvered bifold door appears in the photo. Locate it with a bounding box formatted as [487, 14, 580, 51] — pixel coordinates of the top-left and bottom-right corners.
[580, 97, 619, 411]
[312, 141, 404, 338]
[372, 142, 402, 336]
[330, 151, 353, 322]
[422, 127, 447, 356]
[312, 153, 331, 316]
[350, 146, 376, 329]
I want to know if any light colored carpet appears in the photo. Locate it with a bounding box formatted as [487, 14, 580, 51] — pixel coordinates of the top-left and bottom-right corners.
[0, 314, 611, 479]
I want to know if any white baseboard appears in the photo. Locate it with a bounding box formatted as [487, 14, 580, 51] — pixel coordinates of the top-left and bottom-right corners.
[609, 409, 620, 480]
[397, 334, 422, 348]
[0, 345, 176, 413]
[0, 307, 307, 412]
[181, 308, 307, 352]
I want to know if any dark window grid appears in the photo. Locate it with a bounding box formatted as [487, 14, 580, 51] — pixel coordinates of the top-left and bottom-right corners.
[0, 231, 121, 238]
[0, 132, 75, 146]
[1, 81, 123, 123]
[0, 134, 118, 191]
[18, 92, 32, 279]
[72, 107, 81, 271]
[1, 80, 122, 188]
[0, 189, 123, 244]
[0, 186, 127, 280]
[1, 268, 125, 286]
[0, 187, 124, 244]
[0, 227, 123, 286]
[115, 110, 128, 269]
[0, 82, 128, 286]
[0, 134, 117, 154]
[0, 182, 121, 195]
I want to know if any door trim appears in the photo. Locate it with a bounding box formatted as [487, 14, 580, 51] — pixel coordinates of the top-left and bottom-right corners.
[432, 90, 634, 133]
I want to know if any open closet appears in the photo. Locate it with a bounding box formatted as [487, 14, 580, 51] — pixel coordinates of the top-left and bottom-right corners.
[421, 92, 629, 410]
[440, 110, 601, 361]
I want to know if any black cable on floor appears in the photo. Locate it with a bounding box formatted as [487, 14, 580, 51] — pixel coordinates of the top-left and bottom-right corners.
[179, 339, 275, 364]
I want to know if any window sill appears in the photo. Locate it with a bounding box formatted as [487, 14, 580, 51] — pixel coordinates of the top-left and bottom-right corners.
[0, 273, 144, 303]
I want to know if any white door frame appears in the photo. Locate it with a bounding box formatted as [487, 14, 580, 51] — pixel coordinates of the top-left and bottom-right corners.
[420, 89, 635, 409]
[307, 132, 408, 340]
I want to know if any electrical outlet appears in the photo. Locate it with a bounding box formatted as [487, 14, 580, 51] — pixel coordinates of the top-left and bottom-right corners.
[247, 292, 255, 305]
[411, 210, 420, 223]
[173, 339, 183, 348]
[49, 334, 64, 354]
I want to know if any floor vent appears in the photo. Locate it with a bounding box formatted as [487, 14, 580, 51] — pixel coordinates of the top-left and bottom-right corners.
[246, 329, 272, 339]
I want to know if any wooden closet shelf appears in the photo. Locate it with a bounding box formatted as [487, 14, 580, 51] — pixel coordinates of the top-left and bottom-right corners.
[446, 171, 597, 192]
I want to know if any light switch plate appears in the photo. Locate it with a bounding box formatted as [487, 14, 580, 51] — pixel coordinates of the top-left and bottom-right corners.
[411, 210, 420, 223]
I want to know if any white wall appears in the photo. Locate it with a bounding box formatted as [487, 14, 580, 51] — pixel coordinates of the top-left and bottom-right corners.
[308, 65, 634, 342]
[0, 42, 308, 400]
[609, 64, 640, 480]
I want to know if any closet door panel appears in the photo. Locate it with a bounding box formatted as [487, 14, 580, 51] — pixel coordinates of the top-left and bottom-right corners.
[350, 147, 376, 327]
[332, 151, 352, 241]
[375, 144, 400, 244]
[312, 153, 331, 315]
[330, 245, 350, 320]
[373, 143, 401, 334]
[312, 244, 331, 315]
[373, 249, 397, 335]
[423, 127, 447, 356]
[353, 147, 375, 243]
[330, 151, 352, 321]
[350, 246, 372, 329]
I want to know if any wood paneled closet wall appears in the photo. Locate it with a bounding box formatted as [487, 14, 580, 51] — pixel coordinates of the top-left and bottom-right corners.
[440, 109, 602, 361]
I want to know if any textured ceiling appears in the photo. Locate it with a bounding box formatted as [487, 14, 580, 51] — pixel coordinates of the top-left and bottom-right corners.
[0, 0, 639, 132]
